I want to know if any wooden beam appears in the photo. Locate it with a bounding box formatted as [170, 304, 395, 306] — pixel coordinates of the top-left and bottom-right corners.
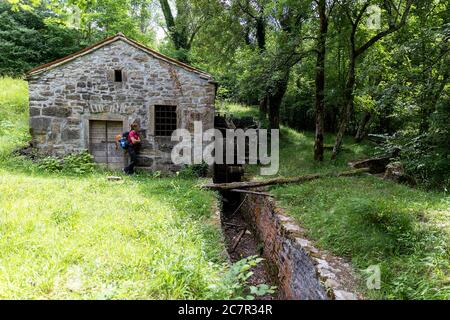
[229, 189, 274, 197]
[203, 168, 370, 191]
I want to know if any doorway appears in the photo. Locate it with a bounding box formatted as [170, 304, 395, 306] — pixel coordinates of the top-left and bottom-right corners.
[89, 120, 125, 169]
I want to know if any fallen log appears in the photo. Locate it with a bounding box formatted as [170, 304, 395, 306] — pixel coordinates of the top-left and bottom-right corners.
[229, 189, 274, 197]
[349, 156, 393, 174]
[203, 168, 370, 191]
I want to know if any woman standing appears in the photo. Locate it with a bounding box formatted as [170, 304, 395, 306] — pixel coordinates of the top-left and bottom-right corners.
[124, 123, 141, 175]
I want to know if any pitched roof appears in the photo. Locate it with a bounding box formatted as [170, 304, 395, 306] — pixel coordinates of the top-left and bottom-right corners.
[26, 33, 216, 82]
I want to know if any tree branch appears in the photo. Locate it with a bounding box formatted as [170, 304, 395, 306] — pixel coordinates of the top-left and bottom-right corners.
[355, 0, 412, 57]
[237, 0, 257, 20]
[355, 2, 371, 26]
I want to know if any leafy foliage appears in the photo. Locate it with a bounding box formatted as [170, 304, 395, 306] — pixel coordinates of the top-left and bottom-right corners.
[0, 1, 88, 76]
[0, 0, 156, 76]
[38, 151, 95, 174]
[178, 161, 209, 178]
[218, 255, 276, 300]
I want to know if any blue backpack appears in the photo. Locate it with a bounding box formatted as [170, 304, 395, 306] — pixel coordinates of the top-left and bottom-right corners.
[118, 131, 130, 150]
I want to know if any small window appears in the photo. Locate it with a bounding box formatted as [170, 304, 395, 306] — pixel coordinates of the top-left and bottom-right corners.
[155, 105, 177, 136]
[114, 70, 123, 82]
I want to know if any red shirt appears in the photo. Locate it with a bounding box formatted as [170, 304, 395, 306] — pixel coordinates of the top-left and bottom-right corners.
[128, 130, 140, 144]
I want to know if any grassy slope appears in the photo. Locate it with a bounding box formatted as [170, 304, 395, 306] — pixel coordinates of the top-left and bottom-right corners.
[221, 103, 450, 300]
[0, 78, 231, 299]
[0, 77, 29, 153]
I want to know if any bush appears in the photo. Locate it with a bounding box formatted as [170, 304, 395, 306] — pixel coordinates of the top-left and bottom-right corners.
[0, 2, 88, 76]
[38, 150, 95, 174]
[38, 156, 63, 172]
[211, 255, 276, 300]
[63, 151, 96, 174]
[379, 94, 450, 190]
[178, 162, 209, 178]
[383, 131, 450, 190]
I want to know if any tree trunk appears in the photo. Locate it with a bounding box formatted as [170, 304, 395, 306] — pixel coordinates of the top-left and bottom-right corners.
[314, 0, 328, 161]
[255, 13, 268, 117]
[355, 111, 372, 142]
[268, 74, 289, 130]
[268, 95, 281, 130]
[331, 52, 356, 160]
[259, 95, 268, 116]
[159, 0, 189, 62]
[255, 16, 266, 51]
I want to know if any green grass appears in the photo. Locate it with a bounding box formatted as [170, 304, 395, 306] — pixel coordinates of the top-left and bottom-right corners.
[0, 172, 230, 299]
[0, 78, 246, 299]
[271, 178, 449, 299]
[275, 126, 375, 176]
[0, 77, 29, 155]
[223, 102, 450, 300]
[216, 102, 260, 119]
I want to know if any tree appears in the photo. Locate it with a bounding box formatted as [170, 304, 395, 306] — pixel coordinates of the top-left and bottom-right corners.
[158, 0, 211, 62]
[0, 1, 86, 76]
[194, 0, 311, 130]
[233, 0, 269, 115]
[70, 0, 156, 44]
[313, 0, 335, 161]
[262, 1, 311, 130]
[331, 0, 413, 160]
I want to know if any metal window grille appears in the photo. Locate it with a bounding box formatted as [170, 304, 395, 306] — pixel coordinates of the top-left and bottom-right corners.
[155, 105, 177, 136]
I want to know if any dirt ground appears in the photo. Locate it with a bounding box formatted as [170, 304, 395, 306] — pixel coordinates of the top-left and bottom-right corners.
[221, 204, 278, 300]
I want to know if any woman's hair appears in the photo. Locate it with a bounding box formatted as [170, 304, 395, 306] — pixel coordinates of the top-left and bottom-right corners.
[131, 123, 139, 130]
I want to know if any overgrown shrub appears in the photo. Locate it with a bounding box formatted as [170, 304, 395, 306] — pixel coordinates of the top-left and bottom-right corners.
[0, 2, 90, 76]
[377, 86, 450, 190]
[178, 162, 209, 178]
[38, 151, 95, 174]
[38, 156, 63, 172]
[63, 151, 96, 174]
[211, 255, 276, 300]
[383, 131, 450, 190]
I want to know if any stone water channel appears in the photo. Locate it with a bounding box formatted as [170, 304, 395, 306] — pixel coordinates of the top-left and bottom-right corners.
[214, 114, 359, 300]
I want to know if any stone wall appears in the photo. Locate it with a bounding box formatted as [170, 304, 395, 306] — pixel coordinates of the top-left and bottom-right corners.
[27, 39, 216, 171]
[240, 192, 359, 300]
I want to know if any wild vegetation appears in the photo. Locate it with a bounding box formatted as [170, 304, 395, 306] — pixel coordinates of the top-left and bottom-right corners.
[0, 78, 273, 299]
[0, 0, 449, 300]
[2, 0, 448, 189]
[221, 103, 449, 300]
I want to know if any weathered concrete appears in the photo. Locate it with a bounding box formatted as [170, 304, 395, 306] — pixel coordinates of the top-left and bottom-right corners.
[240, 192, 359, 300]
[27, 35, 216, 171]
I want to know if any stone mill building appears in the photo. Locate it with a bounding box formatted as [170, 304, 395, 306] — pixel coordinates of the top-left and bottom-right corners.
[26, 33, 217, 171]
